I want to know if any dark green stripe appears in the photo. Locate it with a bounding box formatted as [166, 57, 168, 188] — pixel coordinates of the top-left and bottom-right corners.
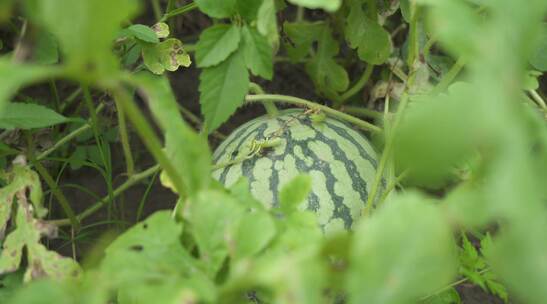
[323, 121, 378, 169]
[218, 122, 269, 184]
[213, 119, 261, 163]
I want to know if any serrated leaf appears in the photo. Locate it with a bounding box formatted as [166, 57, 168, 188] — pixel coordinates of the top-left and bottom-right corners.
[126, 24, 159, 43]
[199, 50, 249, 132]
[305, 24, 349, 94]
[142, 38, 191, 75]
[287, 0, 341, 12]
[195, 24, 241, 68]
[279, 175, 312, 215]
[0, 103, 67, 130]
[132, 73, 211, 196]
[241, 26, 273, 79]
[346, 0, 392, 64]
[348, 192, 458, 304]
[32, 0, 139, 76]
[194, 0, 237, 18]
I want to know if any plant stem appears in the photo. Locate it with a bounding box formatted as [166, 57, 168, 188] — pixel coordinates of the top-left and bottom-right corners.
[529, 89, 547, 110]
[113, 96, 135, 176]
[111, 87, 186, 197]
[406, 3, 420, 68]
[33, 161, 80, 229]
[245, 94, 382, 133]
[249, 83, 279, 117]
[341, 105, 383, 120]
[49, 165, 161, 227]
[37, 103, 105, 161]
[136, 171, 159, 222]
[432, 57, 466, 95]
[362, 93, 410, 216]
[151, 0, 162, 21]
[419, 268, 490, 302]
[337, 64, 375, 106]
[49, 80, 61, 111]
[362, 5, 421, 213]
[296, 6, 305, 22]
[377, 170, 408, 207]
[177, 104, 227, 140]
[160, 2, 198, 22]
[388, 64, 408, 82]
[25, 132, 80, 230]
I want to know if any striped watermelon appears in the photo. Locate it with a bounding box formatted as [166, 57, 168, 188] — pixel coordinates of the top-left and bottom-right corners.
[212, 109, 381, 233]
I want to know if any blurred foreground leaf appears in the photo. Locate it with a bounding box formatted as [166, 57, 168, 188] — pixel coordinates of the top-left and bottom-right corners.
[348, 193, 458, 304]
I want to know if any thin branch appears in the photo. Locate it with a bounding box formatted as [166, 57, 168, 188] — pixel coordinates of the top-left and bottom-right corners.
[245, 94, 382, 134]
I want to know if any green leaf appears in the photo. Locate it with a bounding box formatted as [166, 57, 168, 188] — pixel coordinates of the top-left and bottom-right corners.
[487, 217, 547, 304]
[152, 22, 170, 38]
[395, 83, 480, 188]
[142, 38, 191, 75]
[195, 24, 241, 68]
[0, 176, 80, 281]
[0, 165, 46, 235]
[0, 103, 67, 130]
[422, 288, 461, 304]
[257, 0, 280, 48]
[102, 211, 190, 283]
[236, 0, 263, 21]
[400, 0, 411, 22]
[7, 280, 70, 304]
[287, 0, 341, 12]
[32, 0, 139, 76]
[420, 0, 480, 59]
[232, 211, 276, 260]
[199, 49, 249, 132]
[194, 0, 237, 18]
[347, 192, 458, 304]
[0, 272, 23, 302]
[126, 24, 159, 43]
[346, 0, 392, 64]
[241, 26, 273, 79]
[33, 31, 59, 64]
[305, 24, 349, 94]
[283, 21, 323, 62]
[0, 59, 58, 112]
[132, 73, 211, 196]
[185, 190, 245, 276]
[279, 175, 312, 215]
[102, 211, 216, 303]
[529, 24, 547, 71]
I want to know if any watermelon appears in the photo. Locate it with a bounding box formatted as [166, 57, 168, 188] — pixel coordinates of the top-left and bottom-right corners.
[212, 109, 382, 233]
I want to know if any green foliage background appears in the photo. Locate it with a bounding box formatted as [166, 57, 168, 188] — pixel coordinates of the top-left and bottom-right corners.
[0, 0, 546, 303]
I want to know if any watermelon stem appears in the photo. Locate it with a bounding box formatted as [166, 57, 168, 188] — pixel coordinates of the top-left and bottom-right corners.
[245, 94, 382, 133]
[249, 82, 279, 117]
[336, 64, 375, 107]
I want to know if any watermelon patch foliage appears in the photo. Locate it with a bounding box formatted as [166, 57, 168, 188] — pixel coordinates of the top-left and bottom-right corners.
[0, 0, 546, 304]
